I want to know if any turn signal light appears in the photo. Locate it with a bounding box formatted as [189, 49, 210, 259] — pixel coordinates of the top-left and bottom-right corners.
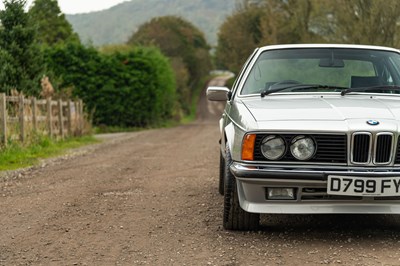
[242, 134, 256, 161]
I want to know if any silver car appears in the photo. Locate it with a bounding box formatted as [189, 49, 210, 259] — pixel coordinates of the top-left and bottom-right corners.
[208, 44, 400, 230]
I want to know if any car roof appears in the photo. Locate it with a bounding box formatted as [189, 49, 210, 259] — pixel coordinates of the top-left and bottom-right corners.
[258, 44, 400, 53]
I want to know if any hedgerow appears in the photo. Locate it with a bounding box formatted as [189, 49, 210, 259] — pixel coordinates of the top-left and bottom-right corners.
[45, 42, 176, 127]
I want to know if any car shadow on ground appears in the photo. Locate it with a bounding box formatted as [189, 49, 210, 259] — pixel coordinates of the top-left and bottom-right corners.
[258, 214, 400, 239]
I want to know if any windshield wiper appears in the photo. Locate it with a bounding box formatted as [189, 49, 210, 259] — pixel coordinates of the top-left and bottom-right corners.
[261, 84, 349, 98]
[260, 87, 294, 97]
[341, 85, 400, 96]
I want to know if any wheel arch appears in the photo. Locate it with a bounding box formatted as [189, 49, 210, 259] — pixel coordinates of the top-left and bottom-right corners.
[224, 122, 236, 159]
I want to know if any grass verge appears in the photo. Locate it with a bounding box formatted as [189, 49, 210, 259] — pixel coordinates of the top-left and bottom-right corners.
[0, 135, 99, 171]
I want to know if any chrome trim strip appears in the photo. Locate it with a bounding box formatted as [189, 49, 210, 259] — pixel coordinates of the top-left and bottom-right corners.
[242, 160, 347, 166]
[231, 162, 400, 178]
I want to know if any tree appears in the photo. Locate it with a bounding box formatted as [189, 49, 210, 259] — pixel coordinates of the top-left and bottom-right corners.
[320, 0, 400, 46]
[215, 3, 265, 73]
[128, 16, 212, 113]
[216, 0, 400, 73]
[28, 0, 80, 45]
[0, 0, 44, 95]
[217, 0, 319, 72]
[261, 0, 322, 44]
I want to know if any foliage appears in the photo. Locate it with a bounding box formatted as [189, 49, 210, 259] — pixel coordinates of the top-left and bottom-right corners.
[28, 0, 80, 46]
[45, 43, 177, 127]
[318, 0, 400, 46]
[215, 4, 265, 73]
[129, 16, 212, 113]
[216, 0, 323, 73]
[0, 0, 44, 95]
[98, 44, 133, 54]
[0, 134, 98, 171]
[216, 0, 400, 73]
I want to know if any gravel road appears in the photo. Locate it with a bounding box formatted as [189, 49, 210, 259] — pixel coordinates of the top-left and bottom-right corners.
[1, 76, 400, 265]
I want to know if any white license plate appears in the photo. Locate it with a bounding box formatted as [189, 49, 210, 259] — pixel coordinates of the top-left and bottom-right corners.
[327, 175, 400, 197]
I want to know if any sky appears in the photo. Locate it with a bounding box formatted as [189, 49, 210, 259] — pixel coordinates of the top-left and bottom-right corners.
[0, 0, 129, 14]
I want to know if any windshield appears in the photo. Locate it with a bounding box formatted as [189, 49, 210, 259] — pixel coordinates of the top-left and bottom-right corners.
[241, 48, 400, 95]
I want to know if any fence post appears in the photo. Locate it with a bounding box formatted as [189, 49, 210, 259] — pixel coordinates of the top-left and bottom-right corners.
[0, 93, 7, 145]
[47, 97, 53, 137]
[74, 100, 78, 135]
[58, 99, 64, 138]
[67, 100, 72, 136]
[32, 97, 37, 132]
[19, 94, 25, 142]
[79, 99, 83, 135]
[75, 100, 81, 136]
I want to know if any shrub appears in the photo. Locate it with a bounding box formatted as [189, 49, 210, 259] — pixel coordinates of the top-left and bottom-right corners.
[45, 43, 176, 127]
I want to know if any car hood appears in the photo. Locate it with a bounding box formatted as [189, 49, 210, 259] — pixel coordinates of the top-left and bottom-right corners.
[242, 95, 400, 122]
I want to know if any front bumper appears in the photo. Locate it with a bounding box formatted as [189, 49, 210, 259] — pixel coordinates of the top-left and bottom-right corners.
[230, 162, 400, 214]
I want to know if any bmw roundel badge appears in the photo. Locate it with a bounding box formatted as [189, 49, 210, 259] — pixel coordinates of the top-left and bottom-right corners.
[367, 120, 380, 126]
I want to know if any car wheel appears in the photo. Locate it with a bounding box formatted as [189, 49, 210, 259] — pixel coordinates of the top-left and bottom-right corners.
[223, 144, 260, 230]
[219, 151, 225, 195]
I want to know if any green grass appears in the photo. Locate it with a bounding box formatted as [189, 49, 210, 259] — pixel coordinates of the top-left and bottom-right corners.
[0, 135, 99, 171]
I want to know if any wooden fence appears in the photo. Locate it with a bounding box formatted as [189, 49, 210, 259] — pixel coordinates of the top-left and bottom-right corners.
[0, 93, 84, 145]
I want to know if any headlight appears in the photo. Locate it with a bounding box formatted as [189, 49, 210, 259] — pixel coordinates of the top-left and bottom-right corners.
[261, 135, 286, 160]
[290, 135, 315, 160]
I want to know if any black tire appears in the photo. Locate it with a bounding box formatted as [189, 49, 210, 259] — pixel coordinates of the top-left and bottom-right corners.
[223, 144, 260, 230]
[219, 151, 225, 195]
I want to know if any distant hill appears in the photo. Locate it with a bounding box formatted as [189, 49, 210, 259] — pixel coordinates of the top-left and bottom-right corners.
[66, 0, 237, 47]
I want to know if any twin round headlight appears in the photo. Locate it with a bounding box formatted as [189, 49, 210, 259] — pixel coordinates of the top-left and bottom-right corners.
[261, 135, 316, 161]
[260, 135, 286, 160]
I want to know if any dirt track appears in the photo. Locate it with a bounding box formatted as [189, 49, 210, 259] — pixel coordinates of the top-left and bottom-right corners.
[2, 77, 400, 265]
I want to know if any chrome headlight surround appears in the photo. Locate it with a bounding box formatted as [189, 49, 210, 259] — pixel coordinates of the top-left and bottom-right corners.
[260, 135, 286, 160]
[290, 135, 316, 160]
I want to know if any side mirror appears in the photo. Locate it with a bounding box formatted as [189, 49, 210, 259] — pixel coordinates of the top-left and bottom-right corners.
[206, 86, 231, 101]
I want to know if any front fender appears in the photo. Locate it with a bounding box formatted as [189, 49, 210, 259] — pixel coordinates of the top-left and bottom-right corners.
[223, 99, 257, 161]
[224, 121, 247, 162]
[224, 121, 235, 156]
